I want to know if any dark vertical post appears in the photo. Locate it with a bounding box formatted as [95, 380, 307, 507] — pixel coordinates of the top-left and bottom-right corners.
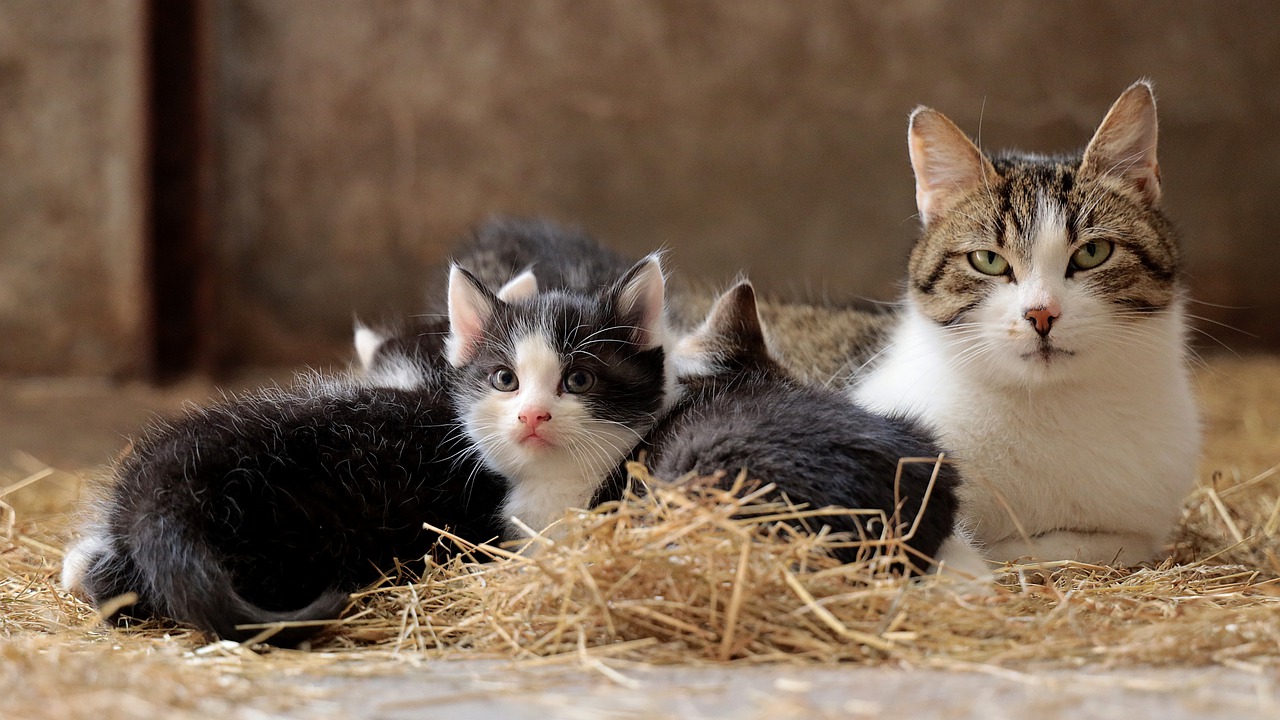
[146, 0, 215, 380]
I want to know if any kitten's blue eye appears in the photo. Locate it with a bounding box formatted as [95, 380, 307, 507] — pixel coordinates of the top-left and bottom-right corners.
[1069, 240, 1113, 272]
[562, 368, 596, 394]
[968, 250, 1010, 276]
[489, 368, 519, 392]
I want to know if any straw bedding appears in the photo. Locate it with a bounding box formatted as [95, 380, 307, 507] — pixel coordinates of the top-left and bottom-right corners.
[3, 356, 1279, 717]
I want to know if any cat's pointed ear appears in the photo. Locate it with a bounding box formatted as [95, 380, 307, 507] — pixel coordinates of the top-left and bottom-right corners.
[496, 268, 538, 303]
[703, 281, 768, 360]
[1080, 80, 1161, 203]
[908, 107, 999, 226]
[446, 265, 499, 367]
[613, 254, 666, 350]
[353, 322, 386, 370]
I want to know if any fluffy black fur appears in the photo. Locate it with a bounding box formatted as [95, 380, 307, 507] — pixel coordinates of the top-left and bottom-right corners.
[74, 374, 507, 646]
[605, 284, 960, 571]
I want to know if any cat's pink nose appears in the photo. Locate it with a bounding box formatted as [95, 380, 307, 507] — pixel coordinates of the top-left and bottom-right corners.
[1024, 306, 1060, 337]
[518, 408, 552, 430]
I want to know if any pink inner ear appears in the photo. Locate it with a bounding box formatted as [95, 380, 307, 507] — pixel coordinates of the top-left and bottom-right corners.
[1081, 83, 1161, 201]
[446, 267, 494, 366]
[618, 258, 666, 349]
[908, 109, 993, 225]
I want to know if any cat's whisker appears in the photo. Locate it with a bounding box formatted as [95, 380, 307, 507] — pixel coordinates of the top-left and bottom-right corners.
[1179, 312, 1257, 338]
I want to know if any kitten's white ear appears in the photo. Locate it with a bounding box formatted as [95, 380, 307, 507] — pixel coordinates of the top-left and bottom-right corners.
[446, 265, 498, 367]
[496, 268, 538, 303]
[353, 323, 385, 370]
[614, 254, 666, 350]
[1080, 80, 1161, 203]
[908, 107, 999, 226]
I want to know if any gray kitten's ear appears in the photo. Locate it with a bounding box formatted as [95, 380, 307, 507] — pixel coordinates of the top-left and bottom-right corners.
[1080, 80, 1160, 203]
[702, 281, 767, 360]
[613, 254, 666, 349]
[496, 268, 538, 302]
[672, 281, 769, 377]
[446, 265, 499, 367]
[353, 323, 386, 370]
[908, 107, 999, 226]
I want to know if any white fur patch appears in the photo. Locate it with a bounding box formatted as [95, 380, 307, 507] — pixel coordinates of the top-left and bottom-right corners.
[61, 532, 110, 598]
[359, 352, 431, 391]
[854, 297, 1200, 566]
[353, 326, 385, 370]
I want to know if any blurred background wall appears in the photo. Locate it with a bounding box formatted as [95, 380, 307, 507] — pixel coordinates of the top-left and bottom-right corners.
[2, 0, 1277, 378]
[0, 0, 147, 376]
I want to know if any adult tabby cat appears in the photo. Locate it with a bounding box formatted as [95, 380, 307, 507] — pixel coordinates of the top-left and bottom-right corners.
[848, 81, 1200, 565]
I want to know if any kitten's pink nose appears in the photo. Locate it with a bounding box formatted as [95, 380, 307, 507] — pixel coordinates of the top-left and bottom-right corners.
[518, 408, 552, 430]
[1024, 306, 1060, 337]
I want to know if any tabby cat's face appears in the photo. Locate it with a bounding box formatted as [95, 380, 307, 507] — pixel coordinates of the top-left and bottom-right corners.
[905, 82, 1181, 385]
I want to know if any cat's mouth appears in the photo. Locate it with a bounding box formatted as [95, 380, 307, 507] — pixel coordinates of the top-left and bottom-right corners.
[1020, 343, 1077, 363]
[518, 430, 556, 449]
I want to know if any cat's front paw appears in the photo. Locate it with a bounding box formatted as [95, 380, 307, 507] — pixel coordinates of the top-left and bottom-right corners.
[987, 530, 1163, 567]
[930, 533, 997, 594]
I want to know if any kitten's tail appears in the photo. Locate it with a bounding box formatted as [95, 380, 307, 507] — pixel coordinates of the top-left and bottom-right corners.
[73, 527, 349, 647]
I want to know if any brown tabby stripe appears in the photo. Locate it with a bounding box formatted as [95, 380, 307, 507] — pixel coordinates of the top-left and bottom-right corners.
[908, 151, 1181, 327]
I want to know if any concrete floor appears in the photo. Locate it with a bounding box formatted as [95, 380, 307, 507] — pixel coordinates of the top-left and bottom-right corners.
[308, 662, 1279, 719]
[4, 372, 1278, 720]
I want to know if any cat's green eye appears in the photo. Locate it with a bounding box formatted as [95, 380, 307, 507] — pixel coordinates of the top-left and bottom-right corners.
[968, 250, 1010, 276]
[489, 368, 519, 392]
[563, 368, 596, 394]
[1069, 240, 1114, 272]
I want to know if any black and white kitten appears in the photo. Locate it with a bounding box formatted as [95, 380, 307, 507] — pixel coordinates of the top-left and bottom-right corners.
[355, 218, 645, 387]
[614, 282, 961, 571]
[444, 256, 672, 537]
[62, 258, 672, 643]
[61, 372, 508, 646]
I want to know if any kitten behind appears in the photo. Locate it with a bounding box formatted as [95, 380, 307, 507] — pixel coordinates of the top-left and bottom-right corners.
[62, 372, 508, 646]
[625, 282, 962, 572]
[355, 269, 539, 389]
[448, 216, 637, 294]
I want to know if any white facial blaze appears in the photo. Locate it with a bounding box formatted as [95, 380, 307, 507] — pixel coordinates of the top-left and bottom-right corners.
[955, 193, 1124, 385]
[510, 334, 563, 426]
[1021, 195, 1068, 319]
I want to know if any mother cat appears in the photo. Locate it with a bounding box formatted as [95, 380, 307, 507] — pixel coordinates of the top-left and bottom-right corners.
[844, 81, 1200, 565]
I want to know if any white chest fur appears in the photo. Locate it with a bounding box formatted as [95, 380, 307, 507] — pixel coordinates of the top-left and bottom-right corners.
[852, 305, 1201, 565]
